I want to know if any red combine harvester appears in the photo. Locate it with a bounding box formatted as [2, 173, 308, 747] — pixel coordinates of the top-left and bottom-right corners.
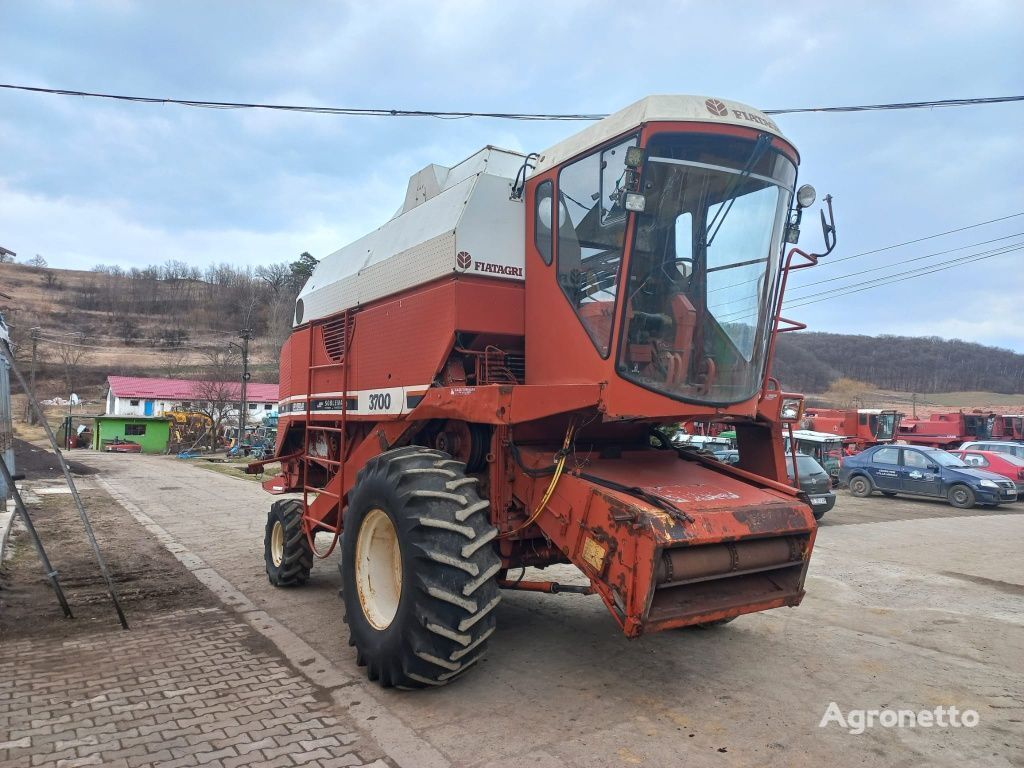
[251, 95, 837, 688]
[992, 414, 1024, 441]
[803, 407, 901, 451]
[897, 411, 994, 449]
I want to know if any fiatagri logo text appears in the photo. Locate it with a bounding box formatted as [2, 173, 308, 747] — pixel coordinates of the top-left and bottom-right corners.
[455, 251, 523, 277]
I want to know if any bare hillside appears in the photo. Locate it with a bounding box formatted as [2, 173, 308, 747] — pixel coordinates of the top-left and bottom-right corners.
[0, 257, 312, 402]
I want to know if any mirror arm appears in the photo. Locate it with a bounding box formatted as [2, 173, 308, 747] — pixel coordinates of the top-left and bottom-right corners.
[815, 194, 837, 258]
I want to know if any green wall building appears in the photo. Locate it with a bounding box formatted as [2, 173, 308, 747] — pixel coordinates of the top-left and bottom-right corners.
[92, 415, 171, 454]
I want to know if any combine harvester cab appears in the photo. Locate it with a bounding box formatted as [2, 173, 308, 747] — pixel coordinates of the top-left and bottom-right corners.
[252, 95, 838, 687]
[804, 407, 900, 451]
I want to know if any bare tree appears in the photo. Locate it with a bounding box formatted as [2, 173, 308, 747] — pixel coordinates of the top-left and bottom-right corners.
[26, 254, 47, 268]
[191, 348, 241, 449]
[257, 262, 292, 296]
[160, 349, 190, 379]
[50, 332, 92, 395]
[118, 317, 142, 345]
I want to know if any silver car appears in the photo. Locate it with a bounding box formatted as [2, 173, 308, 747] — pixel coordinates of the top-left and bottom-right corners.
[958, 441, 1024, 459]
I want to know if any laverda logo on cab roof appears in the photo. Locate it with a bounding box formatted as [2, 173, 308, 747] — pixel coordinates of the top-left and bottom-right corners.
[705, 98, 780, 132]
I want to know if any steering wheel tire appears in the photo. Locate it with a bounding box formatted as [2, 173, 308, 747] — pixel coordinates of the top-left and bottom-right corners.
[947, 484, 976, 510]
[848, 475, 873, 498]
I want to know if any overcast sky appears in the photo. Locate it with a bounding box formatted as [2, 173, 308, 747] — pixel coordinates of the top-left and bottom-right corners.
[1, 1, 1022, 347]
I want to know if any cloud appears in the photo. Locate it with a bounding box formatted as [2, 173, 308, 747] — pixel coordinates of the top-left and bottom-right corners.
[1, 0, 1023, 349]
[0, 182, 346, 270]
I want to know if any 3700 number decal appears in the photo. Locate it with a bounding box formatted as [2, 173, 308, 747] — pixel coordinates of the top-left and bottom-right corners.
[367, 392, 393, 411]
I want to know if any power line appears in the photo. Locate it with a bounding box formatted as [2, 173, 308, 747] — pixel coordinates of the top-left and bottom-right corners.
[707, 212, 1024, 297]
[784, 242, 1024, 311]
[2, 83, 1022, 121]
[715, 240, 1024, 322]
[808, 211, 1024, 269]
[785, 232, 1024, 297]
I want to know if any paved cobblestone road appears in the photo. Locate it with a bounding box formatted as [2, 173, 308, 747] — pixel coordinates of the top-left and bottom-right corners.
[0, 606, 386, 768]
[37, 451, 1024, 768]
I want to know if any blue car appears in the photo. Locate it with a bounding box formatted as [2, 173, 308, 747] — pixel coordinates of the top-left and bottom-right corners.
[839, 444, 1017, 509]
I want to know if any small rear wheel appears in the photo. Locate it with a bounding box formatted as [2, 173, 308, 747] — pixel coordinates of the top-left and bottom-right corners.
[264, 499, 313, 586]
[341, 446, 501, 688]
[948, 484, 976, 509]
[848, 475, 873, 498]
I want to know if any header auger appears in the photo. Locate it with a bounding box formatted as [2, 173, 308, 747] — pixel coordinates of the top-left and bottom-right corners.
[252, 94, 838, 688]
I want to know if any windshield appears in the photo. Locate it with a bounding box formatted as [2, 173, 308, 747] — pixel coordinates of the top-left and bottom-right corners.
[932, 451, 968, 468]
[618, 133, 795, 404]
[872, 412, 897, 440]
[963, 414, 992, 439]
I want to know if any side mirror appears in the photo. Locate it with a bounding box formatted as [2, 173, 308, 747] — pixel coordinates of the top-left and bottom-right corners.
[928, 464, 939, 472]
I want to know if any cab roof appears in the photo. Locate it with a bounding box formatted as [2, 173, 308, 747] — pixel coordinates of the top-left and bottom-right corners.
[532, 95, 791, 176]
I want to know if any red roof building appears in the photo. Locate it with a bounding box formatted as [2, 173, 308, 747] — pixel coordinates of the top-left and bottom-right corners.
[104, 376, 279, 418]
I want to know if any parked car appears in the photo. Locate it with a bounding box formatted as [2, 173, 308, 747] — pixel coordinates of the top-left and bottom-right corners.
[949, 449, 1024, 495]
[840, 444, 1017, 509]
[103, 438, 142, 453]
[712, 450, 834, 518]
[787, 453, 836, 519]
[958, 440, 1024, 459]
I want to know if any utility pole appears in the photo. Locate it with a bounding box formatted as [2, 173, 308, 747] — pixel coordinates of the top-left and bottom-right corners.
[912, 393, 918, 419]
[27, 327, 39, 425]
[238, 328, 252, 440]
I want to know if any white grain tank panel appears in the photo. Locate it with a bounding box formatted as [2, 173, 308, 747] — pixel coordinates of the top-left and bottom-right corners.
[444, 147, 525, 193]
[454, 172, 525, 280]
[354, 231, 456, 306]
[297, 177, 474, 324]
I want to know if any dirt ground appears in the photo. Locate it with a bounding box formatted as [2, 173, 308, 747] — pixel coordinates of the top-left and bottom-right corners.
[0, 480, 214, 640]
[11, 436, 98, 479]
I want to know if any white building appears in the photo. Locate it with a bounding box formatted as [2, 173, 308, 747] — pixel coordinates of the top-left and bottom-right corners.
[104, 375, 279, 420]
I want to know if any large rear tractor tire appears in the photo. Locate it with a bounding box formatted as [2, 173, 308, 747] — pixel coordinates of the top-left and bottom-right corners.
[264, 499, 314, 586]
[948, 484, 976, 510]
[340, 446, 501, 688]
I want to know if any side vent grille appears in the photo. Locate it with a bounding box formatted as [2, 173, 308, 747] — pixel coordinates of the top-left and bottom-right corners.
[321, 316, 352, 362]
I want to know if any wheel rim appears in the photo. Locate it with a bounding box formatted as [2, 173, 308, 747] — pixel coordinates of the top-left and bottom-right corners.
[952, 488, 968, 504]
[853, 479, 866, 494]
[270, 520, 285, 567]
[354, 508, 402, 630]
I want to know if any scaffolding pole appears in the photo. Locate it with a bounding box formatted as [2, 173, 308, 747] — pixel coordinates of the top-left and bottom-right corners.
[0, 454, 73, 618]
[0, 338, 129, 629]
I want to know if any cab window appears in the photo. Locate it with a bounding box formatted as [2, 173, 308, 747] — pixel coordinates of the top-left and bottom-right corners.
[556, 136, 637, 356]
[534, 180, 554, 265]
[872, 447, 899, 465]
[903, 451, 930, 469]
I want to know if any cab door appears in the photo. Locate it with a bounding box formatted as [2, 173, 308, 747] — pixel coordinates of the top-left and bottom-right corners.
[900, 449, 943, 496]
